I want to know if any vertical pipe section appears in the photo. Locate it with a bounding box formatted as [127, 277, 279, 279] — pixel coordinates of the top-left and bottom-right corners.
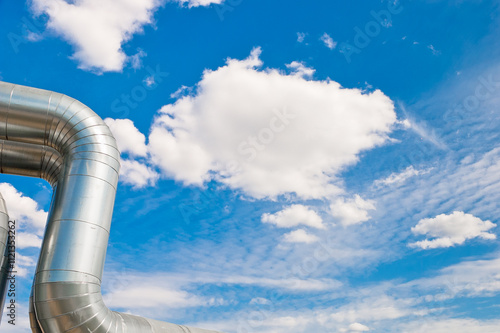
[0, 81, 222, 333]
[0, 193, 9, 325]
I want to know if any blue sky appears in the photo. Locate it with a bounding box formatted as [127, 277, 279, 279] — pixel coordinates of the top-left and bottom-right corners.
[1, 0, 500, 332]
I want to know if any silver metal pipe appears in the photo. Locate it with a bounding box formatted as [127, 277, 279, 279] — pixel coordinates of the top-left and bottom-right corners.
[0, 81, 222, 333]
[0, 193, 10, 325]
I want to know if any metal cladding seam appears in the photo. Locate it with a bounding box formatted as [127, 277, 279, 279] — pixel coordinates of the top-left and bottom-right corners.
[0, 81, 222, 333]
[0, 193, 9, 325]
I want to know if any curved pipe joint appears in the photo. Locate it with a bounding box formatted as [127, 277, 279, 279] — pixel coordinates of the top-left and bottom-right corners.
[0, 81, 222, 333]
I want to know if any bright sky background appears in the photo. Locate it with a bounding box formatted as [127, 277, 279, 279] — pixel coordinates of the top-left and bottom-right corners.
[1, 1, 500, 332]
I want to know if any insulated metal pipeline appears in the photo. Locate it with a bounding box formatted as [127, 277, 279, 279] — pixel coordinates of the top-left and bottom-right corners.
[0, 193, 10, 325]
[0, 81, 222, 333]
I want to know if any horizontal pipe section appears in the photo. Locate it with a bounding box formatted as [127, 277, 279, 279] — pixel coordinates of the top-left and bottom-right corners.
[0, 81, 222, 333]
[0, 140, 62, 185]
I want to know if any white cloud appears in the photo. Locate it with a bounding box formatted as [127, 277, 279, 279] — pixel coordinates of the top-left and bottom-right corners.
[31, 0, 162, 72]
[104, 118, 148, 157]
[297, 32, 306, 43]
[283, 229, 319, 244]
[144, 75, 156, 87]
[320, 32, 337, 50]
[406, 255, 500, 298]
[15, 253, 37, 278]
[170, 85, 194, 99]
[399, 119, 411, 129]
[27, 31, 43, 42]
[330, 195, 376, 226]
[174, 0, 224, 7]
[374, 166, 432, 187]
[329, 295, 417, 323]
[208, 275, 341, 291]
[410, 211, 496, 249]
[104, 118, 159, 188]
[129, 49, 147, 70]
[149, 125, 213, 185]
[348, 322, 370, 332]
[120, 159, 159, 189]
[196, 294, 422, 333]
[261, 205, 324, 229]
[370, 144, 500, 263]
[399, 104, 447, 150]
[0, 183, 47, 232]
[192, 253, 500, 333]
[17, 232, 43, 249]
[167, 271, 343, 292]
[148, 47, 397, 199]
[104, 285, 206, 309]
[286, 61, 315, 79]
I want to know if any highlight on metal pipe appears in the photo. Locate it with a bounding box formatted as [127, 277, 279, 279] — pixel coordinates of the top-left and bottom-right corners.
[0, 193, 10, 325]
[0, 81, 223, 333]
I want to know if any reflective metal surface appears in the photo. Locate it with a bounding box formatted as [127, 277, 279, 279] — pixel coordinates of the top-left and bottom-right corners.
[0, 193, 9, 325]
[0, 81, 222, 333]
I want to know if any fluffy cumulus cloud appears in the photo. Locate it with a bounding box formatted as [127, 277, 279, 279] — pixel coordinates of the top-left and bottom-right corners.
[0, 183, 47, 232]
[283, 229, 319, 243]
[105, 118, 148, 157]
[120, 159, 159, 188]
[105, 118, 159, 188]
[410, 211, 496, 249]
[31, 0, 162, 72]
[261, 205, 324, 229]
[0, 183, 47, 262]
[148, 48, 397, 200]
[330, 195, 376, 226]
